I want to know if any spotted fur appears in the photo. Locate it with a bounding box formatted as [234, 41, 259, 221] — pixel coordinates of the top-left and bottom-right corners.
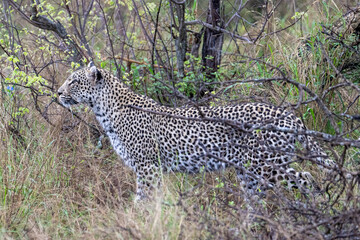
[58, 63, 333, 199]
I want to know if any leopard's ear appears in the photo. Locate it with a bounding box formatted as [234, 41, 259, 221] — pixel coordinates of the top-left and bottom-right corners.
[88, 61, 95, 68]
[87, 64, 103, 84]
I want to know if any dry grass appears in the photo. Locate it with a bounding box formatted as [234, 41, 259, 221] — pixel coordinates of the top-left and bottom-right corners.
[0, 107, 181, 239]
[1, 106, 356, 239]
[0, 104, 333, 239]
[0, 103, 225, 239]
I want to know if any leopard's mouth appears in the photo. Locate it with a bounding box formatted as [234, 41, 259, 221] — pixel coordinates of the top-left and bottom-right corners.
[59, 96, 78, 107]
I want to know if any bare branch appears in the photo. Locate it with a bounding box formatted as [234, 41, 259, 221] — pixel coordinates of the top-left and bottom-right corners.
[185, 19, 253, 43]
[7, 0, 84, 64]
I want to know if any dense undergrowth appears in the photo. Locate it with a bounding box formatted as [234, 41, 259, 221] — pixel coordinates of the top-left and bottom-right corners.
[1, 0, 360, 239]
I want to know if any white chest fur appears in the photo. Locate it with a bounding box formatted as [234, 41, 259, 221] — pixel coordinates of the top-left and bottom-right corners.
[93, 107, 132, 168]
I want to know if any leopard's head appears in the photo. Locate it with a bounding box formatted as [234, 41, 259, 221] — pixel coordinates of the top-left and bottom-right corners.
[58, 62, 103, 108]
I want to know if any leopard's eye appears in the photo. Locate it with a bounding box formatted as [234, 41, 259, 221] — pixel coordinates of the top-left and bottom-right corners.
[69, 79, 79, 86]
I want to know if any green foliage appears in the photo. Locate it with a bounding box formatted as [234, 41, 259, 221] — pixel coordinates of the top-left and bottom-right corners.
[184, 0, 197, 21]
[303, 107, 317, 128]
[175, 54, 205, 97]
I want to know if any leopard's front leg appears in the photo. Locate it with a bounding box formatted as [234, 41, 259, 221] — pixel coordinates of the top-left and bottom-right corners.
[134, 163, 162, 201]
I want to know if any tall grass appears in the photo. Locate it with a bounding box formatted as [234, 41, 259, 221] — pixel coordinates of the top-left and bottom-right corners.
[0, 96, 210, 238]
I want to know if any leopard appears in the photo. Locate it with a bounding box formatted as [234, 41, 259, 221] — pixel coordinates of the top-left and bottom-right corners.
[57, 62, 334, 200]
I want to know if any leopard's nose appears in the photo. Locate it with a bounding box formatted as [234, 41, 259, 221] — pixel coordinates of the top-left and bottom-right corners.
[57, 87, 64, 96]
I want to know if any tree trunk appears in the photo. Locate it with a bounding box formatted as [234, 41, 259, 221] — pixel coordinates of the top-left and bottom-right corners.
[171, 2, 187, 79]
[201, 0, 224, 83]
